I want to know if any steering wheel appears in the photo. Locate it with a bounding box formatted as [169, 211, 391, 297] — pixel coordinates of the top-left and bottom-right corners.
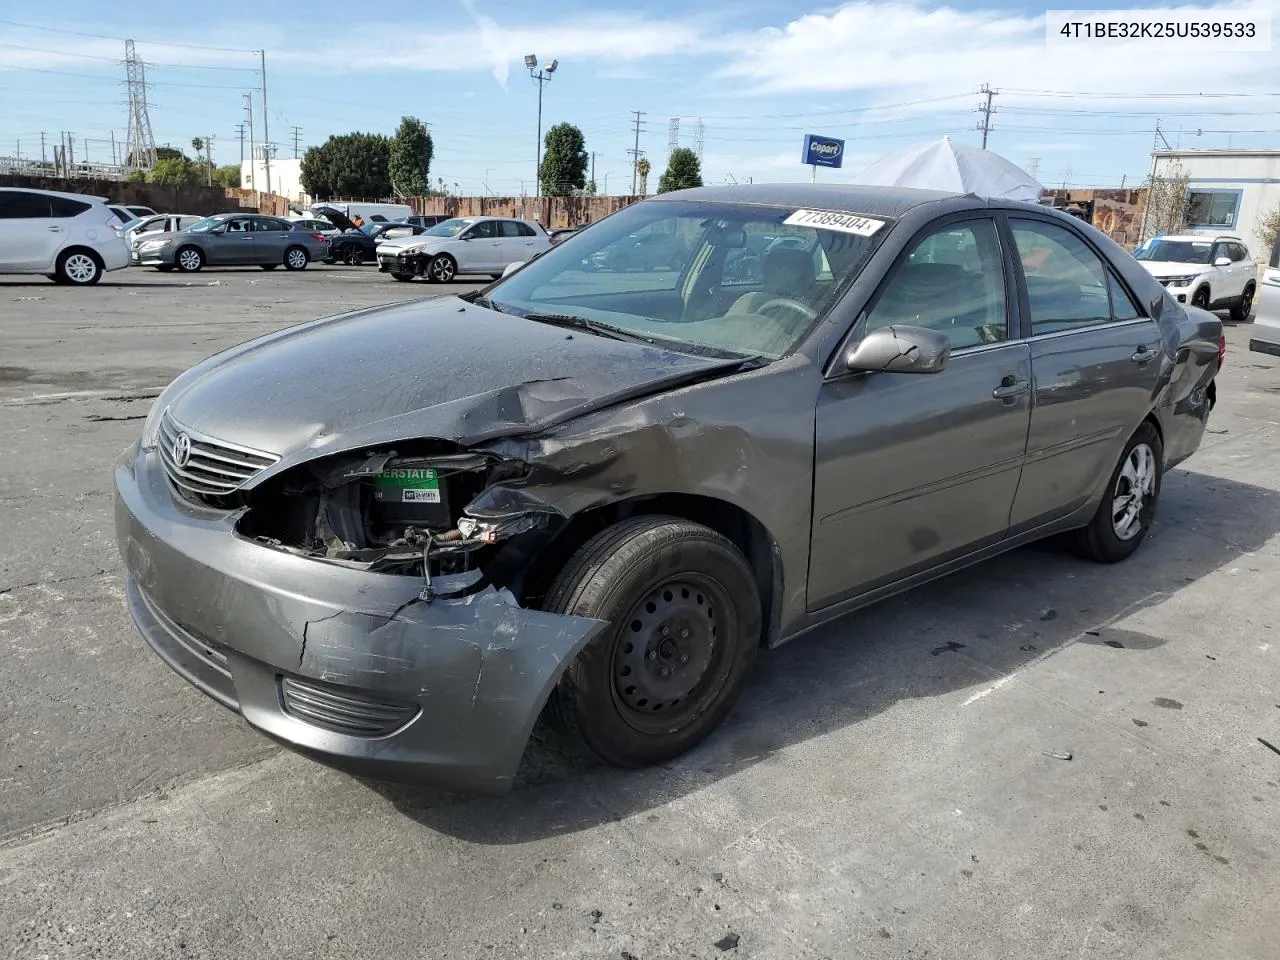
[757, 297, 817, 322]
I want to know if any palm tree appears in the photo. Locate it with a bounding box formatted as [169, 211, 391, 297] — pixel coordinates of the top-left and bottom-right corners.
[636, 157, 651, 197]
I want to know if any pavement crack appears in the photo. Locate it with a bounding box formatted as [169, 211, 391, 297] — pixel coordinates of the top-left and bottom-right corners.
[0, 568, 109, 595]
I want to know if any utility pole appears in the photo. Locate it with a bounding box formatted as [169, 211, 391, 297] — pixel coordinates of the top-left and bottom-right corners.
[976, 84, 997, 149]
[590, 151, 596, 194]
[259, 50, 272, 195]
[290, 126, 302, 159]
[1027, 157, 1041, 180]
[235, 123, 246, 169]
[629, 110, 645, 195]
[110, 130, 118, 166]
[244, 95, 256, 190]
[206, 134, 215, 185]
[40, 132, 47, 164]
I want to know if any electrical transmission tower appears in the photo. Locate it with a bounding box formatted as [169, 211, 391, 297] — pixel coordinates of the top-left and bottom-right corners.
[693, 118, 705, 163]
[123, 40, 157, 172]
[1027, 157, 1041, 179]
[668, 117, 680, 159]
[290, 126, 302, 158]
[975, 83, 997, 149]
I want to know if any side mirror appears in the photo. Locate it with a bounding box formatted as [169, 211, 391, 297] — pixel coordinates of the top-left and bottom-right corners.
[502, 260, 526, 278]
[845, 325, 951, 374]
[1214, 256, 1231, 267]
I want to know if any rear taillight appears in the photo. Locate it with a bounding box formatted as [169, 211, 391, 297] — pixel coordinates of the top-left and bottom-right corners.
[1218, 333, 1226, 370]
[309, 233, 327, 242]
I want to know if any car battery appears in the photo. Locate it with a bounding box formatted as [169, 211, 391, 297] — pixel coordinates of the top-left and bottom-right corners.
[371, 467, 453, 530]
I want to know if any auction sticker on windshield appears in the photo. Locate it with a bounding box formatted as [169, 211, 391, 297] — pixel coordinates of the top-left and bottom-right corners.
[783, 210, 887, 236]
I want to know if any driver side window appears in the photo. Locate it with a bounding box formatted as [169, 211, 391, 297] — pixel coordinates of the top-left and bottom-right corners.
[864, 219, 1009, 349]
[464, 221, 497, 240]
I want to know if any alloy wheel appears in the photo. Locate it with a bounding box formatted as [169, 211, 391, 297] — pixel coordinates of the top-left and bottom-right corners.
[428, 256, 455, 282]
[1112, 442, 1156, 541]
[64, 253, 98, 283]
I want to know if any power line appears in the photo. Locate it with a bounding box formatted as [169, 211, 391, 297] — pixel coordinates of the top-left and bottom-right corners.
[0, 19, 258, 53]
[976, 83, 997, 149]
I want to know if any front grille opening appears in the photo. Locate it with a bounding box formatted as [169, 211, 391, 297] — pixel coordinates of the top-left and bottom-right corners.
[279, 675, 419, 737]
[158, 411, 279, 504]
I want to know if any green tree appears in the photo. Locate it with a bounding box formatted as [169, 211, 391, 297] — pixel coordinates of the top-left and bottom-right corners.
[300, 133, 392, 199]
[125, 145, 185, 169]
[1257, 204, 1280, 257]
[146, 155, 201, 185]
[658, 147, 703, 194]
[389, 116, 433, 196]
[211, 164, 241, 189]
[539, 122, 588, 197]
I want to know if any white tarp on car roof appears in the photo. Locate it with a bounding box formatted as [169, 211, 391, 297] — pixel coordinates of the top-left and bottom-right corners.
[852, 137, 1044, 202]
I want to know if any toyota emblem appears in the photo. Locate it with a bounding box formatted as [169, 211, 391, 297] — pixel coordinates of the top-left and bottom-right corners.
[172, 432, 192, 468]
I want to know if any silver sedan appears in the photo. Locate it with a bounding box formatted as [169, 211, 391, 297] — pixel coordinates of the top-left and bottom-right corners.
[133, 213, 330, 272]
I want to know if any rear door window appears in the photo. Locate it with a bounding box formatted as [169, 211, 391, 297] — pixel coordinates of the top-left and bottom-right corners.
[49, 196, 91, 218]
[0, 191, 54, 218]
[1010, 219, 1114, 333]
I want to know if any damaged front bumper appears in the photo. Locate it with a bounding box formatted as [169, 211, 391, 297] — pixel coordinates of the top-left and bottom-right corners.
[113, 441, 607, 794]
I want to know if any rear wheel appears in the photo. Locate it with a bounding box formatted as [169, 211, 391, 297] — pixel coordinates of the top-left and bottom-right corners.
[342, 246, 365, 266]
[1231, 283, 1255, 322]
[545, 516, 761, 768]
[1071, 422, 1163, 563]
[56, 249, 103, 285]
[284, 246, 309, 271]
[175, 246, 203, 272]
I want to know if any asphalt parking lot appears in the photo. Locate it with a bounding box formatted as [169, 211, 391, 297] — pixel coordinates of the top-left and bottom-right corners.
[3, 265, 1280, 959]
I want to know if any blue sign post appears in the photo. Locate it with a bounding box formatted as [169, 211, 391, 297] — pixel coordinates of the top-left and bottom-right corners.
[802, 133, 845, 182]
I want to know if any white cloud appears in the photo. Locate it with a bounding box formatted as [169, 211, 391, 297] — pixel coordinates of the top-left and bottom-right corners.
[699, 148, 883, 185]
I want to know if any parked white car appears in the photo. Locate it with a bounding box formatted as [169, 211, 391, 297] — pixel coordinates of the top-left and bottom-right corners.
[287, 216, 341, 236]
[1134, 233, 1257, 321]
[1248, 238, 1280, 359]
[375, 216, 552, 282]
[109, 204, 158, 224]
[126, 214, 204, 252]
[0, 187, 130, 284]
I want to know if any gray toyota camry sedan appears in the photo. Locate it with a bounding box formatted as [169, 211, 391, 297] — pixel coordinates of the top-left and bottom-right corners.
[133, 212, 330, 272]
[115, 184, 1223, 794]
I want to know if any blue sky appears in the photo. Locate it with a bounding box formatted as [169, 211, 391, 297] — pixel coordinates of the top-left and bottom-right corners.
[1, 0, 1277, 195]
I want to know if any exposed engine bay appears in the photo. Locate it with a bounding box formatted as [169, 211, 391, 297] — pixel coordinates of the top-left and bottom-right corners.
[236, 444, 556, 584]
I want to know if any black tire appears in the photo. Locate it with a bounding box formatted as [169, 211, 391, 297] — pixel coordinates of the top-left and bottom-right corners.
[1071, 422, 1163, 563]
[544, 516, 761, 768]
[55, 248, 103, 285]
[390, 272, 414, 282]
[343, 245, 365, 266]
[260, 264, 278, 271]
[283, 246, 309, 271]
[155, 264, 174, 272]
[1231, 283, 1255, 323]
[1191, 286, 1210, 310]
[425, 253, 457, 283]
[175, 246, 203, 273]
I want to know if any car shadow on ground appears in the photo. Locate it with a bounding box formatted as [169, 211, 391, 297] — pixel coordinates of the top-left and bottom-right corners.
[366, 466, 1280, 842]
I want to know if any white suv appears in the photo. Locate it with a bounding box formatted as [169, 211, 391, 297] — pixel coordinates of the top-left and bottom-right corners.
[1133, 233, 1257, 321]
[1248, 238, 1280, 359]
[0, 188, 131, 285]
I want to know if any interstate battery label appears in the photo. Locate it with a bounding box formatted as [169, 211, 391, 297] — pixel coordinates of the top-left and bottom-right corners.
[782, 209, 886, 236]
[374, 468, 441, 503]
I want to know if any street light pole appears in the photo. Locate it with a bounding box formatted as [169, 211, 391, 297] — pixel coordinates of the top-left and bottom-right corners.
[525, 55, 558, 199]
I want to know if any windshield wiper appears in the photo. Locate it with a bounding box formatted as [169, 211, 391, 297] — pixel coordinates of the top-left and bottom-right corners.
[521, 312, 656, 344]
[468, 293, 501, 312]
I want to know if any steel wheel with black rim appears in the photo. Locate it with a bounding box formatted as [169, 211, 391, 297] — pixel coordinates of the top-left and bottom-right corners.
[343, 245, 365, 266]
[1071, 421, 1163, 562]
[175, 246, 203, 272]
[1231, 283, 1255, 322]
[284, 246, 309, 271]
[426, 253, 457, 283]
[545, 515, 761, 767]
[55, 249, 102, 285]
[1191, 286, 1210, 310]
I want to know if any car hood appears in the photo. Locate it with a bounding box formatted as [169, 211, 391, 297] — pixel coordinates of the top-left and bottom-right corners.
[161, 296, 749, 479]
[1139, 260, 1209, 278]
[375, 235, 435, 252]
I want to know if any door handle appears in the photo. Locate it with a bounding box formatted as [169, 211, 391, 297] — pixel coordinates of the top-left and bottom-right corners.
[992, 377, 1031, 400]
[1130, 345, 1158, 363]
[47, 226, 65, 232]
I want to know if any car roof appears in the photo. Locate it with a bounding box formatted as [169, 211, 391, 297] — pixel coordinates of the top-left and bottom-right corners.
[653, 182, 962, 217]
[1157, 233, 1245, 244]
[1, 186, 109, 203]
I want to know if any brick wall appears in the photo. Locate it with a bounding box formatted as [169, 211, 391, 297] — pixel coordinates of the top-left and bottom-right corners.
[0, 175, 296, 218]
[402, 194, 642, 228]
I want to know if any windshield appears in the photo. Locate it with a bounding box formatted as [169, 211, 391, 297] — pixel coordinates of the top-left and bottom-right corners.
[186, 217, 222, 233]
[1134, 239, 1213, 264]
[423, 218, 471, 238]
[487, 200, 889, 359]
[359, 223, 382, 235]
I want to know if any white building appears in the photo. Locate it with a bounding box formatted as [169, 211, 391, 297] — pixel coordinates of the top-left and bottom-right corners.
[239, 156, 308, 204]
[1151, 148, 1280, 253]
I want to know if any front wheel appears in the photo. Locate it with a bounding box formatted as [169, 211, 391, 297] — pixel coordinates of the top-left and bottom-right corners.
[175, 246, 204, 272]
[545, 516, 761, 768]
[1191, 286, 1210, 310]
[425, 253, 457, 283]
[390, 272, 414, 282]
[1231, 283, 1255, 323]
[260, 264, 278, 271]
[1071, 422, 1163, 562]
[284, 246, 309, 271]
